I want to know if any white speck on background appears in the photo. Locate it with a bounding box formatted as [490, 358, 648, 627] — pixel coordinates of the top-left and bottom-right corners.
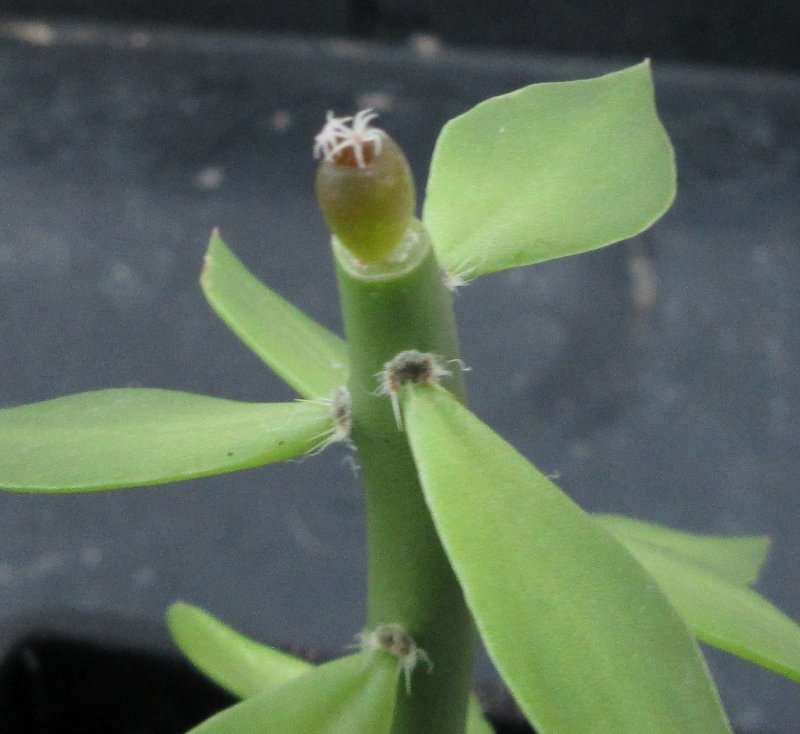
[3, 21, 55, 46]
[628, 251, 658, 310]
[270, 110, 293, 132]
[24, 552, 63, 579]
[128, 31, 151, 49]
[286, 507, 325, 557]
[110, 261, 133, 282]
[355, 92, 395, 112]
[409, 33, 442, 59]
[133, 567, 157, 587]
[194, 166, 225, 190]
[80, 546, 103, 568]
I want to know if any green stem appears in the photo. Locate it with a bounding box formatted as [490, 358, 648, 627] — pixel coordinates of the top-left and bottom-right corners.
[334, 220, 477, 734]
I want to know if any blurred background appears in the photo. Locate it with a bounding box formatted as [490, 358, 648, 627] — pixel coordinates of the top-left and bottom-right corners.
[2, 0, 800, 70]
[0, 2, 798, 732]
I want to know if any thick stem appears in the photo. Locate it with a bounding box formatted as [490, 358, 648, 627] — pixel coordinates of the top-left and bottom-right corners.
[334, 221, 477, 734]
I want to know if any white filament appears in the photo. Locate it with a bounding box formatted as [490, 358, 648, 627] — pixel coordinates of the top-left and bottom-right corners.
[313, 109, 386, 168]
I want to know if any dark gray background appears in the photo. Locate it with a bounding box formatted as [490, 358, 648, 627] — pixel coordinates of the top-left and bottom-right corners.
[0, 16, 798, 733]
[2, 0, 799, 71]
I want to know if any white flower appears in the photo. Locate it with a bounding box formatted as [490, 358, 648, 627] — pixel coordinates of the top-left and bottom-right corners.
[313, 109, 386, 168]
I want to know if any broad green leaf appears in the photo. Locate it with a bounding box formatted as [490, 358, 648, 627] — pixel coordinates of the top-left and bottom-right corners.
[0, 389, 331, 492]
[612, 536, 800, 683]
[167, 601, 311, 698]
[187, 652, 399, 734]
[423, 62, 675, 277]
[595, 513, 770, 586]
[202, 231, 349, 399]
[167, 601, 495, 733]
[403, 385, 731, 734]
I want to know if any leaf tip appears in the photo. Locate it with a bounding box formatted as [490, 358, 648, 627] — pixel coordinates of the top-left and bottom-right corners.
[166, 599, 190, 618]
[201, 229, 224, 288]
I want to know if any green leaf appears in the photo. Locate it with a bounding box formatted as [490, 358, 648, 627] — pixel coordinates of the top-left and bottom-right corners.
[610, 534, 800, 683]
[167, 601, 495, 733]
[403, 385, 731, 734]
[423, 61, 675, 277]
[0, 389, 331, 492]
[202, 231, 349, 399]
[167, 601, 311, 698]
[187, 652, 399, 734]
[595, 514, 770, 586]
[592, 516, 800, 682]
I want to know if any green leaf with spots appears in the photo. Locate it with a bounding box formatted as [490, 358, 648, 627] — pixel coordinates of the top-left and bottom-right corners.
[0, 389, 331, 492]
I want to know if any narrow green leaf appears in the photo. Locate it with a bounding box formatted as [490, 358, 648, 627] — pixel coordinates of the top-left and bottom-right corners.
[167, 602, 495, 733]
[202, 231, 349, 399]
[0, 389, 332, 492]
[187, 652, 399, 734]
[403, 385, 731, 734]
[595, 513, 771, 586]
[167, 602, 311, 698]
[423, 61, 675, 277]
[613, 537, 800, 683]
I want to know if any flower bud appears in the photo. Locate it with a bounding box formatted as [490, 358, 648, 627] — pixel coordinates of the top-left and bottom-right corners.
[314, 110, 415, 264]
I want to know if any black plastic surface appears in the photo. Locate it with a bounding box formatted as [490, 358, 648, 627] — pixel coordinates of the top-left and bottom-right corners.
[0, 637, 234, 734]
